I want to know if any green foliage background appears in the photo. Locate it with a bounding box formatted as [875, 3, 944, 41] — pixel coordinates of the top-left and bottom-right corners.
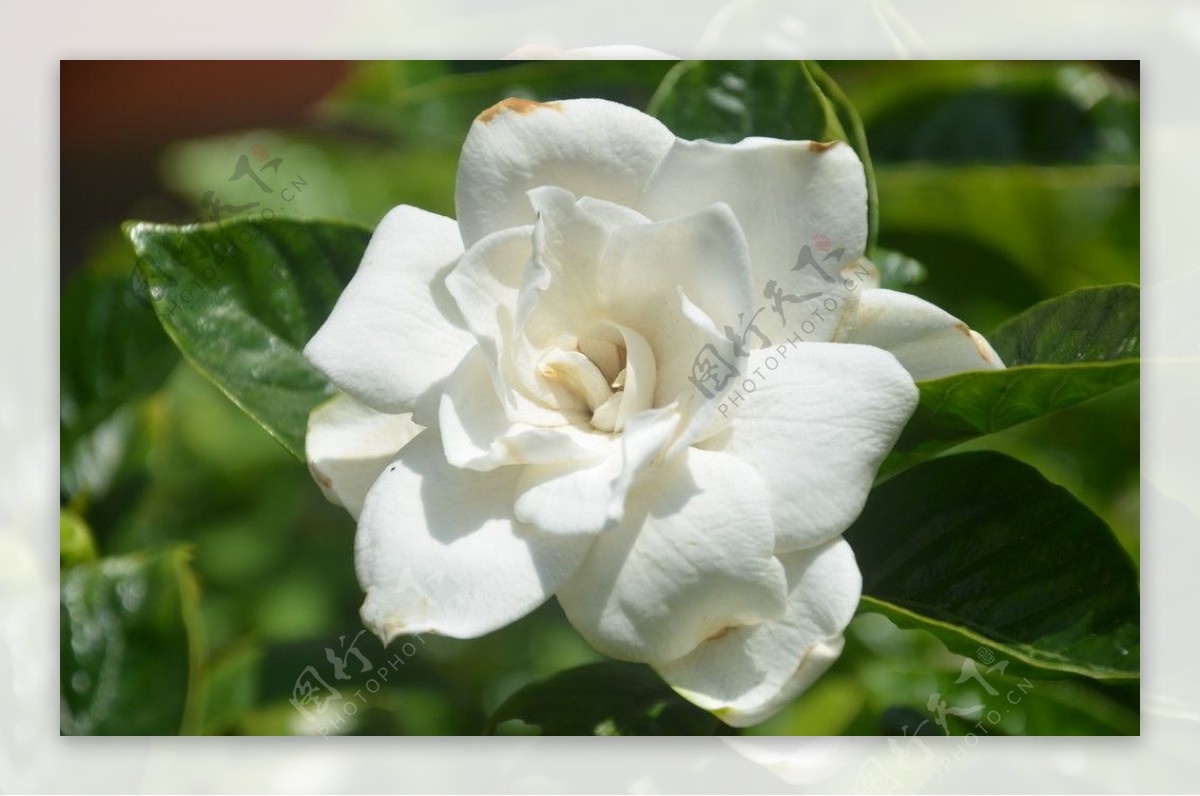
[60, 61, 1139, 736]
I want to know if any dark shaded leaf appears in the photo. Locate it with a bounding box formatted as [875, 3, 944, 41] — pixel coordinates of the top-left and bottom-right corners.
[990, 284, 1139, 365]
[848, 452, 1139, 680]
[60, 547, 202, 734]
[61, 259, 178, 498]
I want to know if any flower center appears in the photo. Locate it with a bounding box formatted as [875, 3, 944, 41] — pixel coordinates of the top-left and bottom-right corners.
[539, 340, 630, 433]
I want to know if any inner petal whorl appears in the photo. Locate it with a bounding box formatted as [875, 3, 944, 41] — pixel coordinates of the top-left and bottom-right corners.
[539, 339, 635, 433]
[539, 350, 615, 413]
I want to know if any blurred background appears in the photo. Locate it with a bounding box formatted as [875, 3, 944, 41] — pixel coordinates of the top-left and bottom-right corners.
[59, 60, 1140, 735]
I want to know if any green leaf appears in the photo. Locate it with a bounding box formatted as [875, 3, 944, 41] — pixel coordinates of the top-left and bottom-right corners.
[61, 246, 179, 499]
[60, 547, 203, 734]
[485, 662, 725, 736]
[847, 451, 1139, 680]
[884, 362, 1139, 478]
[124, 217, 372, 460]
[649, 60, 878, 248]
[881, 285, 1139, 477]
[989, 284, 1139, 365]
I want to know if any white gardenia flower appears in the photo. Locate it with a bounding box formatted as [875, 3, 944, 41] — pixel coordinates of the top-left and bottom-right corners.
[303, 97, 1003, 726]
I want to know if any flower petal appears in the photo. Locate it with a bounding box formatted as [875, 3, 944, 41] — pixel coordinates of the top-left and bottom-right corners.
[640, 138, 868, 344]
[600, 201, 758, 405]
[655, 538, 861, 727]
[555, 447, 788, 663]
[521, 186, 649, 345]
[607, 321, 656, 432]
[519, 188, 755, 449]
[356, 431, 593, 641]
[585, 199, 759, 455]
[305, 392, 422, 519]
[440, 345, 611, 472]
[513, 405, 680, 536]
[456, 98, 674, 248]
[445, 225, 580, 426]
[840, 288, 1005, 380]
[701, 343, 917, 552]
[304, 206, 472, 422]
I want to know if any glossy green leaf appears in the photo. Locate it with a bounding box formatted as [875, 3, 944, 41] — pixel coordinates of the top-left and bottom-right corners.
[847, 452, 1139, 680]
[60, 547, 203, 734]
[989, 284, 1139, 365]
[649, 59, 878, 247]
[881, 285, 1139, 477]
[485, 662, 724, 736]
[883, 362, 1139, 478]
[61, 250, 178, 499]
[124, 217, 371, 460]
